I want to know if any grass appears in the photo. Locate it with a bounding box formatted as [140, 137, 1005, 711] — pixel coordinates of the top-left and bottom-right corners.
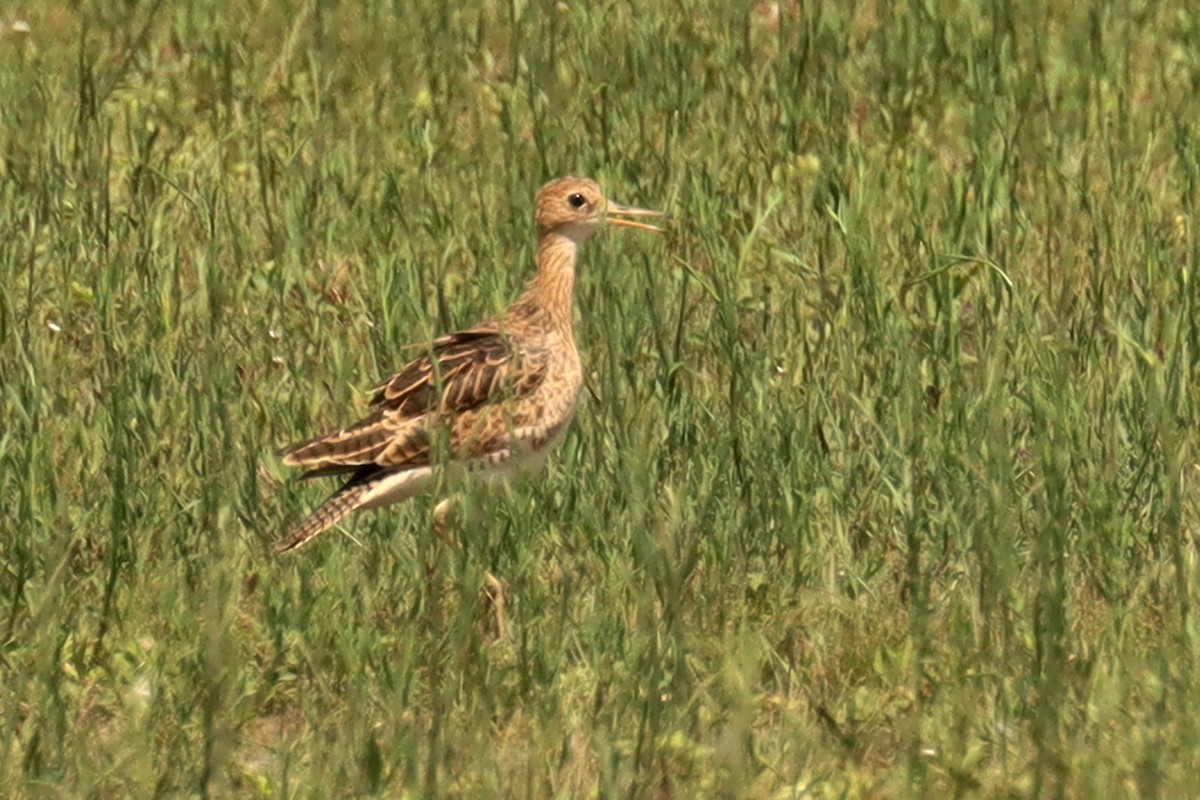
[2, 0, 1200, 795]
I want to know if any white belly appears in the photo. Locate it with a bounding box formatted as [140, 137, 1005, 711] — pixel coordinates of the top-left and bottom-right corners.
[357, 414, 573, 510]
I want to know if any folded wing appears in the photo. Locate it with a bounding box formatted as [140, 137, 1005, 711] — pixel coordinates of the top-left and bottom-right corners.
[280, 325, 549, 478]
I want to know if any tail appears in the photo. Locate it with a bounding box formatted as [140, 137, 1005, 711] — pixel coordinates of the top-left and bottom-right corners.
[276, 482, 372, 553]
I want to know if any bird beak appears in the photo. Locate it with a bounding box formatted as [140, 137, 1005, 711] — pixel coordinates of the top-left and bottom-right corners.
[605, 201, 666, 233]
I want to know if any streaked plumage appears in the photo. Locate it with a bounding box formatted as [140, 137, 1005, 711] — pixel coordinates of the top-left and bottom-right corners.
[277, 177, 663, 552]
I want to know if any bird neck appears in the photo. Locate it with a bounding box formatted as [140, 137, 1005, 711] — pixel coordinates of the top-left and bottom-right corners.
[525, 231, 579, 331]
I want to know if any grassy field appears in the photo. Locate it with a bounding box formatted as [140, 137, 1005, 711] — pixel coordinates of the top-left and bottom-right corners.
[2, 0, 1199, 796]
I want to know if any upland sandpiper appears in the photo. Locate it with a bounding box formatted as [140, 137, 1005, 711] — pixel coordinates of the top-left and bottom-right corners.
[276, 177, 663, 553]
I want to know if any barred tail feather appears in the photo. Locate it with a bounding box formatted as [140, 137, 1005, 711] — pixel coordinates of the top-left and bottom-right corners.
[276, 482, 372, 553]
[276, 466, 433, 554]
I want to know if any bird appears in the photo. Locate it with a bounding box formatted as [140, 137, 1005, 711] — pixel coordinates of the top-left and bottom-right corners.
[276, 177, 664, 553]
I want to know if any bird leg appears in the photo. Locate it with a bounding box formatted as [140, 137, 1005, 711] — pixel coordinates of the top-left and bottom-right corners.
[481, 572, 508, 640]
[431, 494, 508, 639]
[432, 497, 458, 545]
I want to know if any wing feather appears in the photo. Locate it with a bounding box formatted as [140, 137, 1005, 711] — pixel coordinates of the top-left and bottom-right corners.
[280, 326, 548, 474]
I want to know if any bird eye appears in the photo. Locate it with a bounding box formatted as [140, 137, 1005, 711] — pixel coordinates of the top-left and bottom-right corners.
[567, 193, 586, 209]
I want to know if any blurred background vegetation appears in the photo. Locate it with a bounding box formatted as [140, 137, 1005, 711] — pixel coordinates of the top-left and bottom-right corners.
[2, 0, 1200, 795]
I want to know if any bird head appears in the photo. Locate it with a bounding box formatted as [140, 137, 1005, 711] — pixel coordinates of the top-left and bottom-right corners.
[535, 177, 664, 242]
